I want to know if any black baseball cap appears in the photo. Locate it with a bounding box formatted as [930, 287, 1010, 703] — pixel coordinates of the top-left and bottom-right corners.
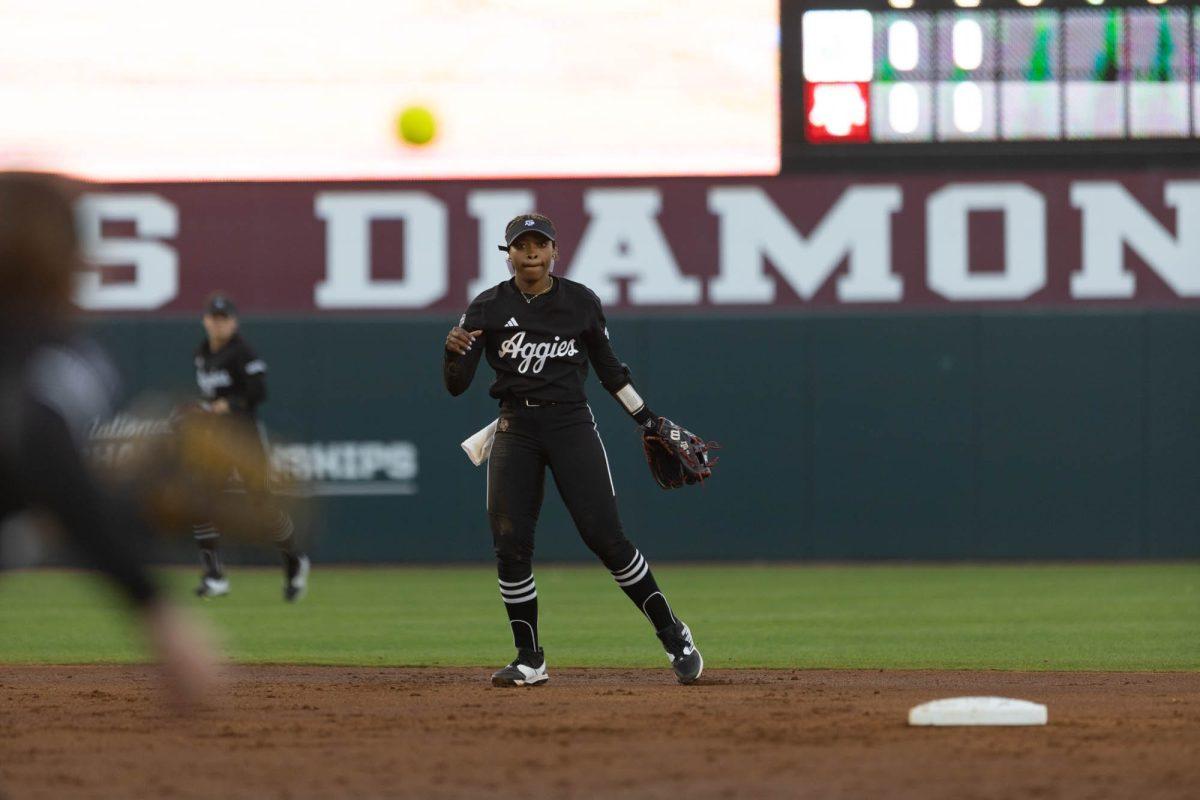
[204, 293, 237, 317]
[498, 215, 556, 252]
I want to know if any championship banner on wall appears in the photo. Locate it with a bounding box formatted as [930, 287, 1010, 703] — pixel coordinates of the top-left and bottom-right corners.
[87, 414, 419, 498]
[76, 171, 1200, 314]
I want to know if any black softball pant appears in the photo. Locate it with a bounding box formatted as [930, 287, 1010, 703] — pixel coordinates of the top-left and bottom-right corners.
[486, 401, 636, 580]
[192, 414, 294, 548]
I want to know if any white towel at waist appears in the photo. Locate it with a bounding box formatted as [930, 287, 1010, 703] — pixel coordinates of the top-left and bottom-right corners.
[461, 418, 499, 466]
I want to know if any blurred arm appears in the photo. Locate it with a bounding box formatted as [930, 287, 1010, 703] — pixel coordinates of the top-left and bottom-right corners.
[18, 398, 158, 606]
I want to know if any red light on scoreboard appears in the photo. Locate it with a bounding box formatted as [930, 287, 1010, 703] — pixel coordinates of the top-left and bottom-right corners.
[805, 82, 871, 143]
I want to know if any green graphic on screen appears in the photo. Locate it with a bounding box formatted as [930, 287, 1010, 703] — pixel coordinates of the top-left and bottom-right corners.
[805, 6, 1200, 145]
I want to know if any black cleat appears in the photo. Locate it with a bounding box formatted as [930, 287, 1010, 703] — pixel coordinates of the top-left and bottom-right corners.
[657, 621, 703, 684]
[284, 555, 310, 602]
[491, 647, 549, 687]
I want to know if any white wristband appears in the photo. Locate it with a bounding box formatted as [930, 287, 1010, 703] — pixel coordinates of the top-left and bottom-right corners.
[615, 383, 645, 415]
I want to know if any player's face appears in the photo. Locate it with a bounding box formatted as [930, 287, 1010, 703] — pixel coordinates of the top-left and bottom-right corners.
[202, 313, 238, 344]
[508, 233, 556, 283]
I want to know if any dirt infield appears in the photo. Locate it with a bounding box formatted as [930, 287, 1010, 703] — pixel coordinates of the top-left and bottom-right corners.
[1, 666, 1197, 800]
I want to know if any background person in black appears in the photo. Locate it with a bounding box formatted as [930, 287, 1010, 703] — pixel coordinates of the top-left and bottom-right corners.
[444, 213, 703, 687]
[192, 293, 309, 601]
[0, 171, 217, 707]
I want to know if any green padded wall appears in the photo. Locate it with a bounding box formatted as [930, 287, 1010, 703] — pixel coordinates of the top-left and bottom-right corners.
[87, 310, 1200, 562]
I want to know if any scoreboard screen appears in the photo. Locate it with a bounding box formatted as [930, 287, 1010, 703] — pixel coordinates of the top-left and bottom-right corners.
[781, 0, 1200, 169]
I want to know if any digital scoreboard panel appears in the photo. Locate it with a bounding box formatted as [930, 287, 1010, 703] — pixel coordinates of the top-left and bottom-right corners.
[781, 0, 1200, 169]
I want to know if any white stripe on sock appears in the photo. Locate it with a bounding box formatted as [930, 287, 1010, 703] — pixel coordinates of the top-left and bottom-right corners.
[500, 582, 536, 599]
[612, 553, 645, 581]
[272, 515, 294, 542]
[612, 550, 640, 577]
[616, 561, 650, 587]
[502, 589, 538, 604]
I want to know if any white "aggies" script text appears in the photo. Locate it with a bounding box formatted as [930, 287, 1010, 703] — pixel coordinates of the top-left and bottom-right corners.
[498, 331, 578, 374]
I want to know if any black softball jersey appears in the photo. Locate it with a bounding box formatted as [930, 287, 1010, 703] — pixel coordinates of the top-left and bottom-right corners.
[194, 333, 267, 417]
[444, 276, 638, 407]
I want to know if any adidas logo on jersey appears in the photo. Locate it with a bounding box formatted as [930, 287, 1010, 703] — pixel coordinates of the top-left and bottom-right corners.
[505, 317, 519, 328]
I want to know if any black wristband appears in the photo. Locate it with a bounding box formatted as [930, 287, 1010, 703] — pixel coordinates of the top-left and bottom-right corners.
[632, 405, 656, 428]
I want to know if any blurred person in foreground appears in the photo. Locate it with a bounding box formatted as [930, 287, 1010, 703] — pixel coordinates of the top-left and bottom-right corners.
[0, 171, 218, 708]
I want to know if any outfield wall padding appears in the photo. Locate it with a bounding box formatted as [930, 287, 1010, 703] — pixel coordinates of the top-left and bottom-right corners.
[87, 311, 1200, 562]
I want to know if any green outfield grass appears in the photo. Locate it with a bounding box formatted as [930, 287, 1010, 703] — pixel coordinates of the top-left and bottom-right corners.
[0, 564, 1197, 670]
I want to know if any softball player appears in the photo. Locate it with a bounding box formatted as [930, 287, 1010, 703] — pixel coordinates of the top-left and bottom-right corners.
[0, 171, 217, 706]
[443, 213, 703, 686]
[192, 294, 309, 601]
